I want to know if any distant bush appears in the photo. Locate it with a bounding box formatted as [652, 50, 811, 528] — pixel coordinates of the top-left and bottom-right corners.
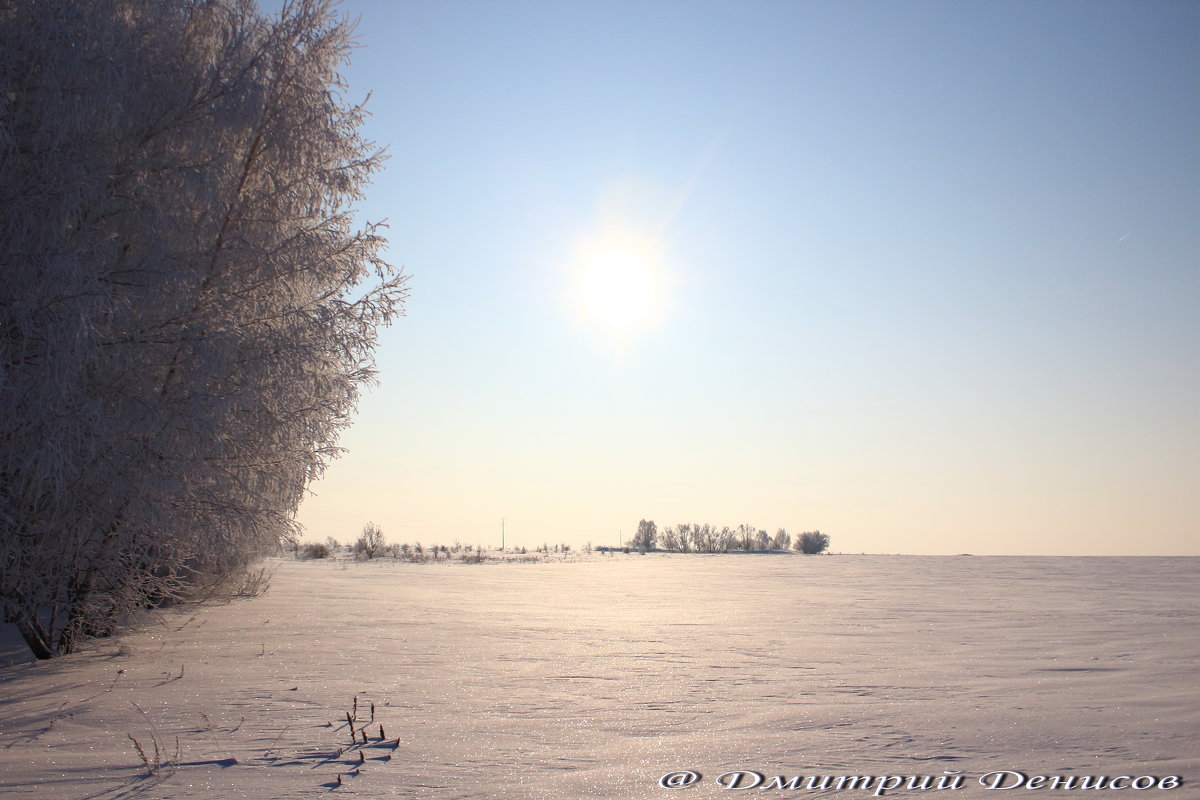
[795, 531, 830, 554]
[460, 545, 487, 564]
[298, 543, 331, 560]
[354, 522, 386, 559]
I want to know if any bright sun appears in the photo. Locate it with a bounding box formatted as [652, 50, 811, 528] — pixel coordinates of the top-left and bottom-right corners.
[572, 230, 665, 344]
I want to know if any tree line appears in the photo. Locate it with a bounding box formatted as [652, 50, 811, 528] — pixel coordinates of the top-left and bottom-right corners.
[296, 524, 580, 564]
[0, 0, 404, 658]
[629, 521, 830, 554]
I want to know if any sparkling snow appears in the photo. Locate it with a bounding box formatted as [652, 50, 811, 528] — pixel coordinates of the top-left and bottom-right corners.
[1, 554, 1195, 798]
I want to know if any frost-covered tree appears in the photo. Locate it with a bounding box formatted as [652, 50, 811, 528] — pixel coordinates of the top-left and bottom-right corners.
[657, 525, 680, 552]
[629, 519, 657, 551]
[754, 529, 771, 551]
[0, 0, 406, 658]
[771, 528, 791, 551]
[674, 525, 692, 553]
[796, 531, 831, 555]
[737, 524, 757, 551]
[354, 523, 386, 560]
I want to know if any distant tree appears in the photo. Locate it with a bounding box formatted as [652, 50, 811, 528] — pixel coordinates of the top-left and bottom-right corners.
[676, 525, 692, 553]
[796, 531, 831, 555]
[0, 0, 405, 658]
[355, 523, 386, 559]
[737, 524, 757, 551]
[771, 528, 791, 551]
[630, 519, 658, 551]
[716, 526, 735, 553]
[645, 522, 827, 554]
[612, 521, 827, 555]
[658, 525, 682, 552]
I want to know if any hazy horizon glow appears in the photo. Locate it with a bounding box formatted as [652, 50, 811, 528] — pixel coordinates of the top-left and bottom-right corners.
[287, 0, 1199, 555]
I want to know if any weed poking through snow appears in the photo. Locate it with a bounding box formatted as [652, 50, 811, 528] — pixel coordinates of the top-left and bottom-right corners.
[127, 704, 179, 776]
[320, 695, 400, 790]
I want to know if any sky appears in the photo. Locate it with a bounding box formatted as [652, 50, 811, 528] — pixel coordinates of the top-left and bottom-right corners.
[287, 0, 1199, 555]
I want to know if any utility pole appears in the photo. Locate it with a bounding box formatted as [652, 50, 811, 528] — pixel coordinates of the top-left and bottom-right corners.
[501, 517, 505, 552]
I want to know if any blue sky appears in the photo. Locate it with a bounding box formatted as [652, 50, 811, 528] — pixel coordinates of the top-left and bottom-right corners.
[291, 0, 1199, 554]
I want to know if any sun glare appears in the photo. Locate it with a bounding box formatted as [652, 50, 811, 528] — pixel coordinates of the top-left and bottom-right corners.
[572, 231, 665, 345]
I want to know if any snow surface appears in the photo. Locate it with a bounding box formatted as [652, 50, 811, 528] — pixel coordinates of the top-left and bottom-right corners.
[0, 554, 1196, 799]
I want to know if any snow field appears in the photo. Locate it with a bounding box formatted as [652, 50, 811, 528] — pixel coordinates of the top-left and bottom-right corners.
[0, 554, 1196, 798]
